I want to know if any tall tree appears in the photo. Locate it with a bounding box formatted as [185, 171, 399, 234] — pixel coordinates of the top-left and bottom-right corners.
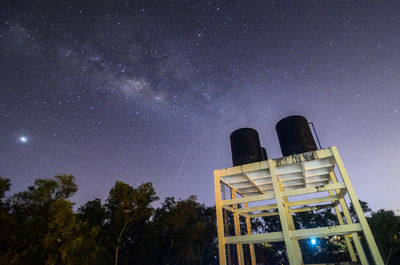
[43, 199, 103, 265]
[150, 196, 217, 265]
[0, 177, 10, 203]
[5, 175, 78, 264]
[0, 175, 105, 264]
[0, 177, 15, 263]
[368, 209, 400, 264]
[349, 199, 372, 222]
[105, 181, 158, 265]
[78, 198, 107, 227]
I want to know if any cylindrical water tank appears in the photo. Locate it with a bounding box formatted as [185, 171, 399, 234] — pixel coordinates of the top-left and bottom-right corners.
[276, 115, 317, 156]
[261, 147, 268, 161]
[230, 128, 263, 166]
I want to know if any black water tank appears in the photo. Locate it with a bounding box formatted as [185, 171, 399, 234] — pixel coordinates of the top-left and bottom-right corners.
[276, 115, 317, 156]
[230, 128, 263, 166]
[261, 147, 268, 161]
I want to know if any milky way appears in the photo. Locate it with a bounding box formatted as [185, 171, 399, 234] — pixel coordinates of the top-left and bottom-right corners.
[1, 1, 400, 211]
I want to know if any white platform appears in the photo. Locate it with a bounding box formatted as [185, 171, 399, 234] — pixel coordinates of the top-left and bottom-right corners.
[217, 149, 335, 197]
[214, 147, 384, 265]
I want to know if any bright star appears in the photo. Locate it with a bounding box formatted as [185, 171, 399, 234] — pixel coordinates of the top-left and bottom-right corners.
[19, 136, 28, 143]
[310, 238, 317, 245]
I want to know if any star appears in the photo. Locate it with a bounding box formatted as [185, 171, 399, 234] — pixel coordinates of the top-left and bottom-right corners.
[1, 0, 399, 214]
[19, 136, 28, 143]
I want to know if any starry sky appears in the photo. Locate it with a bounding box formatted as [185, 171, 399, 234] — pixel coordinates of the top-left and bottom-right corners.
[1, 0, 399, 211]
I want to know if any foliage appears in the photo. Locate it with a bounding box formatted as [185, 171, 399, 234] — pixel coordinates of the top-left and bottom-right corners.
[0, 177, 14, 263]
[105, 181, 158, 265]
[0, 177, 11, 202]
[1, 175, 80, 264]
[368, 209, 400, 264]
[149, 196, 217, 265]
[0, 176, 399, 265]
[349, 199, 372, 222]
[42, 199, 103, 265]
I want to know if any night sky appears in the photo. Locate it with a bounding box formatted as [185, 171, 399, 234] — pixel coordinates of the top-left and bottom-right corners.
[1, 1, 399, 211]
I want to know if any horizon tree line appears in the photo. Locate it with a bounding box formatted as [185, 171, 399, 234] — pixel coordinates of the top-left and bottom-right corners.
[0, 175, 399, 264]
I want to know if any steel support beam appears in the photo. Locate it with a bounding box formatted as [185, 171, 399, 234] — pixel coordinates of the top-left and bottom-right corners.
[214, 147, 384, 265]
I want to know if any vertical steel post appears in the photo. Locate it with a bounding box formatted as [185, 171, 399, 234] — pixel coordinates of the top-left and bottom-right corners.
[269, 159, 304, 265]
[244, 202, 256, 265]
[232, 189, 245, 265]
[329, 171, 368, 264]
[328, 172, 358, 262]
[332, 146, 384, 265]
[214, 171, 227, 265]
[222, 185, 232, 265]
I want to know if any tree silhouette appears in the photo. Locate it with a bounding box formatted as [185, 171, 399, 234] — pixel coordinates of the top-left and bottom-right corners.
[0, 175, 398, 265]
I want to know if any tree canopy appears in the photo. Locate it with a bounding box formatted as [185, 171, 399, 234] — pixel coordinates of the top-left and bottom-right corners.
[0, 175, 399, 265]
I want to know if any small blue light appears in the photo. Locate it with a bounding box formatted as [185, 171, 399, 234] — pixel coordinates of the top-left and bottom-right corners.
[310, 238, 317, 245]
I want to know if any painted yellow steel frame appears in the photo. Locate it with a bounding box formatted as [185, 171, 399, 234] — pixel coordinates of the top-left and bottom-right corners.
[214, 146, 384, 265]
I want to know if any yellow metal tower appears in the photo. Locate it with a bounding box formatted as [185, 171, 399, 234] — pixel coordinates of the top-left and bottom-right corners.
[214, 146, 384, 265]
